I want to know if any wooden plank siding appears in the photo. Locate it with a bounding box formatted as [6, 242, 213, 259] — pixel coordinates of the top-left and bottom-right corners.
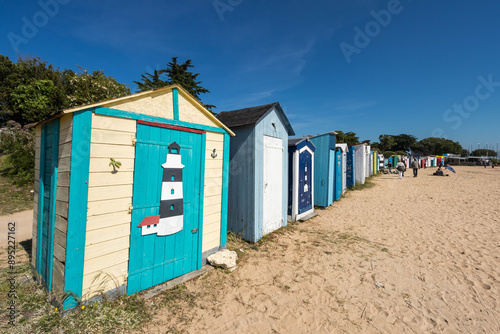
[178, 94, 218, 128]
[202, 131, 224, 252]
[82, 113, 136, 297]
[52, 114, 73, 295]
[32, 125, 42, 269]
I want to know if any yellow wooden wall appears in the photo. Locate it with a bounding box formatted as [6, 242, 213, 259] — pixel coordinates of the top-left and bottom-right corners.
[105, 90, 174, 119]
[82, 114, 135, 298]
[203, 132, 224, 252]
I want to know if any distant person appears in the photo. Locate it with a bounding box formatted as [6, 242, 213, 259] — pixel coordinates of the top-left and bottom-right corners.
[433, 166, 446, 176]
[396, 160, 406, 179]
[387, 161, 392, 173]
[411, 158, 419, 177]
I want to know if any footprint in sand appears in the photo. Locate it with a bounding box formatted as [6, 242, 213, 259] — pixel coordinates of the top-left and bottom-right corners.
[480, 283, 491, 290]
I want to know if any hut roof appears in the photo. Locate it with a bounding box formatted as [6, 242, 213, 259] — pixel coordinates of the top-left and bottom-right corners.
[217, 102, 295, 135]
[288, 137, 316, 149]
[34, 84, 235, 136]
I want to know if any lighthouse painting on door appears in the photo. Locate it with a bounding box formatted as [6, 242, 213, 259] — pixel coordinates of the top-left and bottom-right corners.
[137, 142, 185, 236]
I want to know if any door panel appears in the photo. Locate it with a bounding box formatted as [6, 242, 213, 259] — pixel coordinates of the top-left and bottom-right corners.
[127, 123, 204, 295]
[298, 150, 312, 214]
[38, 119, 59, 290]
[335, 149, 342, 201]
[263, 135, 283, 235]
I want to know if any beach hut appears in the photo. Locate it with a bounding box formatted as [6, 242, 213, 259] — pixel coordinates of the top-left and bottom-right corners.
[346, 146, 356, 188]
[335, 143, 348, 196]
[365, 145, 372, 178]
[309, 132, 337, 207]
[354, 143, 367, 185]
[216, 102, 294, 242]
[32, 84, 234, 308]
[288, 138, 316, 222]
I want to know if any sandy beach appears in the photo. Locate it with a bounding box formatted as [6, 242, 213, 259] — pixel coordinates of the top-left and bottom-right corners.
[144, 166, 500, 333]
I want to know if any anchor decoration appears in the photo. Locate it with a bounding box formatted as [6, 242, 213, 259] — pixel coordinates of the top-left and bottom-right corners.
[137, 142, 184, 236]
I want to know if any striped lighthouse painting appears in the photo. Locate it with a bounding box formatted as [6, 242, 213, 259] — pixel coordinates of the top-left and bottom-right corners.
[138, 142, 185, 236]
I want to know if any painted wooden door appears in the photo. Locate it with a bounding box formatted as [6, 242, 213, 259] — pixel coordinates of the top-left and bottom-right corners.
[263, 135, 283, 235]
[298, 150, 312, 214]
[335, 149, 342, 201]
[37, 120, 59, 290]
[327, 149, 335, 205]
[127, 122, 204, 295]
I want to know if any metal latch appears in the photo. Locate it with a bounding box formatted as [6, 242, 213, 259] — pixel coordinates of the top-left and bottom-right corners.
[191, 228, 198, 233]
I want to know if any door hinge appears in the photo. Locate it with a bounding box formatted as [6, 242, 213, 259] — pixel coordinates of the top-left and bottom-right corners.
[191, 228, 199, 233]
[132, 137, 137, 146]
[128, 205, 133, 214]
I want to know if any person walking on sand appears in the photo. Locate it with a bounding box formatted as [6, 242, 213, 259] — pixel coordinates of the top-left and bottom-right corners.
[396, 160, 406, 178]
[387, 161, 392, 173]
[411, 158, 419, 177]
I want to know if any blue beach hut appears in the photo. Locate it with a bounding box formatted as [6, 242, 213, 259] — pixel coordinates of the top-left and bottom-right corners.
[287, 138, 316, 222]
[216, 102, 295, 242]
[308, 132, 337, 207]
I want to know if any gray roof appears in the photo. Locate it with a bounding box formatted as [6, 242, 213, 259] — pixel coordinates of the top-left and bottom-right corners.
[216, 102, 295, 135]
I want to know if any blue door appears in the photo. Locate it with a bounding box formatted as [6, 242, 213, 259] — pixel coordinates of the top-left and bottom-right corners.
[127, 121, 205, 295]
[335, 149, 342, 201]
[346, 149, 355, 188]
[298, 150, 313, 214]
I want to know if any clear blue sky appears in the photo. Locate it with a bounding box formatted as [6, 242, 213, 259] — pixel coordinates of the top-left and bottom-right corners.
[1, 0, 500, 152]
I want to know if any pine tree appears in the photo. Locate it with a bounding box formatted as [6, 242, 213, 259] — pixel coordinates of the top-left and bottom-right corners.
[135, 57, 215, 111]
[133, 70, 168, 92]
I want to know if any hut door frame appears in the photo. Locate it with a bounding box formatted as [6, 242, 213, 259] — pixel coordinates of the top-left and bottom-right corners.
[36, 119, 60, 291]
[127, 121, 205, 295]
[262, 135, 283, 235]
[297, 147, 313, 215]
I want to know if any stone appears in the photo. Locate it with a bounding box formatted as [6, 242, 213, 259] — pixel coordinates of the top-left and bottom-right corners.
[207, 249, 238, 269]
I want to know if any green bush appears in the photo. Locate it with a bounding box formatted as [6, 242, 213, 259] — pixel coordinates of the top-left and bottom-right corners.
[0, 121, 35, 186]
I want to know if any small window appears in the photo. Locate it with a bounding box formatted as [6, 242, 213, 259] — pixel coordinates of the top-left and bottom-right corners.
[171, 189, 175, 195]
[170, 205, 174, 210]
[146, 225, 150, 229]
[171, 175, 175, 181]
[153, 224, 157, 227]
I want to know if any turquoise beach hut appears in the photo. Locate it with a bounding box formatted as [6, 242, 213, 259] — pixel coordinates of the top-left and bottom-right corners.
[31, 85, 234, 308]
[308, 132, 337, 207]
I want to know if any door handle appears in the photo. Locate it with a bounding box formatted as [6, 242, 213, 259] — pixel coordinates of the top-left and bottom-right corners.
[191, 228, 198, 233]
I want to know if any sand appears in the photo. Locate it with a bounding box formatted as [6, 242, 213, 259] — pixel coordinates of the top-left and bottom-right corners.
[145, 166, 500, 333]
[1, 167, 498, 333]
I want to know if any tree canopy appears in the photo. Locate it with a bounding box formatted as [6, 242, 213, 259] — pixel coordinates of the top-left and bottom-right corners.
[413, 137, 463, 155]
[134, 57, 215, 111]
[471, 149, 497, 157]
[0, 55, 130, 125]
[335, 130, 359, 146]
